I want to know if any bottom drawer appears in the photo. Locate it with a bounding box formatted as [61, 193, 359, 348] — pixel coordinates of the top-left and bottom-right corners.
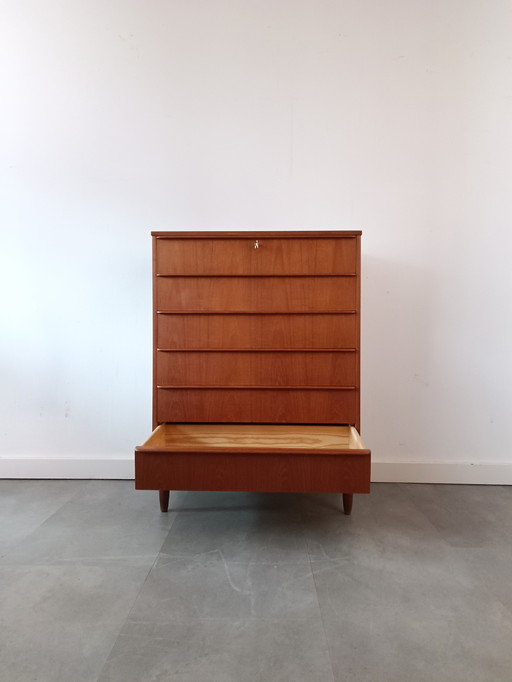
[135, 423, 371, 494]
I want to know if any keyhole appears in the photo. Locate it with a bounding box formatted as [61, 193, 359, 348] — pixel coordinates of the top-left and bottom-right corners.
[254, 240, 259, 249]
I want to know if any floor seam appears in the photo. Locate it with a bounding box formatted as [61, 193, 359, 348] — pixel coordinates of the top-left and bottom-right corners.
[306, 513, 337, 682]
[93, 504, 179, 682]
[0, 480, 91, 562]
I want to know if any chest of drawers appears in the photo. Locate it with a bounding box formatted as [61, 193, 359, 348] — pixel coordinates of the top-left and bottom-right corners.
[135, 231, 371, 514]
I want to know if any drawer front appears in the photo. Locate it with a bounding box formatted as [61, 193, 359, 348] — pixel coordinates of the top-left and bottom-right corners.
[156, 237, 357, 276]
[156, 387, 358, 424]
[156, 276, 357, 312]
[157, 313, 358, 350]
[156, 350, 357, 387]
[136, 451, 371, 494]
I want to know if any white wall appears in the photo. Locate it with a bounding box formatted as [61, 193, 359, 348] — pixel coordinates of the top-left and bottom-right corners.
[1, 0, 511, 481]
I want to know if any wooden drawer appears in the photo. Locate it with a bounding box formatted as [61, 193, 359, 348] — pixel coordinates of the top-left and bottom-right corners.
[155, 237, 357, 276]
[156, 387, 358, 423]
[136, 449, 370, 494]
[138, 423, 369, 452]
[135, 424, 371, 494]
[156, 276, 357, 313]
[157, 313, 358, 350]
[156, 350, 357, 387]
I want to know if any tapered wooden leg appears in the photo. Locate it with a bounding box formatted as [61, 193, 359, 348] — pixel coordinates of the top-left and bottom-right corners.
[342, 493, 353, 516]
[159, 490, 170, 512]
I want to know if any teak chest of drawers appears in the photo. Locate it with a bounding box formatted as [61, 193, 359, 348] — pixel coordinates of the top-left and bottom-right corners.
[135, 231, 371, 515]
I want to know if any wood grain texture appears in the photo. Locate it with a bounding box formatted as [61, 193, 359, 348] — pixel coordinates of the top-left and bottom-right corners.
[156, 276, 357, 313]
[156, 350, 357, 387]
[156, 312, 358, 350]
[156, 387, 358, 424]
[138, 423, 369, 453]
[135, 451, 371, 494]
[155, 237, 357, 275]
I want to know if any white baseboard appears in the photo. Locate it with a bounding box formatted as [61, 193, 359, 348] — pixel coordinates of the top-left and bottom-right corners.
[371, 461, 512, 485]
[0, 457, 134, 479]
[0, 457, 511, 484]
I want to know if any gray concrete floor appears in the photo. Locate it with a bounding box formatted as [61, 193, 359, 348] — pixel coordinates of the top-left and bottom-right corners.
[0, 481, 511, 682]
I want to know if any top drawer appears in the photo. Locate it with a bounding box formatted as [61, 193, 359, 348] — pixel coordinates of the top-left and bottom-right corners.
[155, 237, 357, 276]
